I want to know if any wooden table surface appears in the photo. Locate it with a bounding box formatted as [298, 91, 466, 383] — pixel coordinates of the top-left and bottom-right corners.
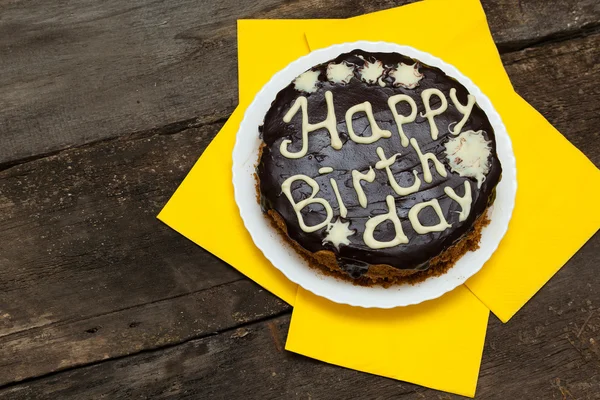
[1, 0, 599, 398]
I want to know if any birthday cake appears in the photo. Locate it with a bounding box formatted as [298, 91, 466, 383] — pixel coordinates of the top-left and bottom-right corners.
[256, 50, 502, 286]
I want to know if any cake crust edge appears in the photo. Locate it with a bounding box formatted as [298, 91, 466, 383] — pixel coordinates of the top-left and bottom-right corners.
[265, 202, 491, 288]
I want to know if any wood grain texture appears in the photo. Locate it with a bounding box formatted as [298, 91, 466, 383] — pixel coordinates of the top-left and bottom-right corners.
[0, 123, 236, 338]
[0, 31, 599, 390]
[502, 32, 600, 166]
[0, 0, 414, 167]
[0, 280, 289, 386]
[1, 0, 599, 166]
[483, 0, 600, 51]
[0, 234, 597, 399]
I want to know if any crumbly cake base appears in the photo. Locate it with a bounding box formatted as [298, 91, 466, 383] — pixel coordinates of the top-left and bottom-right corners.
[266, 208, 490, 288]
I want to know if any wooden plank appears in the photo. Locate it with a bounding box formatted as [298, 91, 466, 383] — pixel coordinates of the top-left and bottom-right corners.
[0, 32, 598, 387]
[0, 234, 597, 399]
[0, 280, 289, 386]
[0, 122, 241, 337]
[1, 0, 599, 166]
[483, 0, 600, 51]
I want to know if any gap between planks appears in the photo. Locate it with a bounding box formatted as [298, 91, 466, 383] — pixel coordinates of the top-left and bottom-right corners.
[0, 307, 293, 392]
[0, 276, 247, 340]
[0, 115, 229, 174]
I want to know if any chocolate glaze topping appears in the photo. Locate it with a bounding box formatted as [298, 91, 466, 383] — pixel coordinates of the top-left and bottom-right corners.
[257, 50, 502, 277]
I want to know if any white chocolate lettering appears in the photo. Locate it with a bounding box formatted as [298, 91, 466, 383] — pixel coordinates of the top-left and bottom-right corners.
[281, 174, 333, 233]
[444, 181, 472, 222]
[352, 167, 376, 208]
[375, 147, 421, 196]
[449, 88, 476, 135]
[408, 199, 452, 234]
[346, 101, 392, 144]
[363, 195, 409, 249]
[329, 178, 348, 218]
[280, 91, 342, 159]
[409, 138, 447, 183]
[276, 78, 488, 249]
[388, 94, 417, 147]
[420, 88, 448, 140]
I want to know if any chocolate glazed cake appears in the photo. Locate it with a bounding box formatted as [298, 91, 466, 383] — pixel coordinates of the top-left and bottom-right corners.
[256, 50, 502, 286]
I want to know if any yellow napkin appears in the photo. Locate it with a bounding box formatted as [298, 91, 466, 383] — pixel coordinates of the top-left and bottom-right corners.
[287, 287, 489, 397]
[303, 0, 600, 321]
[466, 94, 600, 321]
[238, 19, 334, 106]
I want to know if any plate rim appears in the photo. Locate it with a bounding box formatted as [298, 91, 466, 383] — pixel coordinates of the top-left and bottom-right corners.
[232, 41, 517, 308]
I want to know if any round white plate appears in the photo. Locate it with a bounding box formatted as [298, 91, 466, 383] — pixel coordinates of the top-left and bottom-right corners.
[232, 41, 517, 308]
